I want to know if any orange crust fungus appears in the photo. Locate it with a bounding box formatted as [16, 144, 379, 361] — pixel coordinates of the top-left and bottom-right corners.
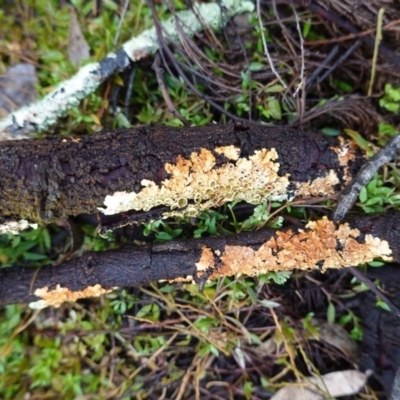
[29, 284, 113, 309]
[194, 217, 392, 280]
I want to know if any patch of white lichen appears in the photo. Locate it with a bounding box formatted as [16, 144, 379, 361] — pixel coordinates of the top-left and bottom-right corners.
[0, 219, 38, 235]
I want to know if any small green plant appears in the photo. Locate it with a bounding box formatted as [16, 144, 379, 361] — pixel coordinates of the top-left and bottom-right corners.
[192, 210, 229, 238]
[258, 271, 292, 286]
[358, 174, 400, 213]
[0, 227, 52, 268]
[108, 289, 136, 314]
[338, 310, 363, 341]
[379, 83, 400, 113]
[143, 220, 182, 241]
[228, 201, 284, 233]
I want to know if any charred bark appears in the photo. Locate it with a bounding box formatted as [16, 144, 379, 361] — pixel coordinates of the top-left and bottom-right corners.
[1, 211, 399, 308]
[0, 123, 363, 232]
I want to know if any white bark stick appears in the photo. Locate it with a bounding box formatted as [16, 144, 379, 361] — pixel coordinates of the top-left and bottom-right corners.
[0, 0, 254, 141]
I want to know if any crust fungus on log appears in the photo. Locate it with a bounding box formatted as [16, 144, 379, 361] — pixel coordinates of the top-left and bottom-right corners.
[0, 211, 398, 308]
[0, 123, 363, 233]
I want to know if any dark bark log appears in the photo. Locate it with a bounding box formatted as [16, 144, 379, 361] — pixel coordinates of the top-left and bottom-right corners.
[0, 123, 363, 231]
[1, 211, 399, 308]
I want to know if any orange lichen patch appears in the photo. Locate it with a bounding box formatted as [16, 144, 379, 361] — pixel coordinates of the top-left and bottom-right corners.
[332, 137, 358, 166]
[206, 217, 392, 279]
[99, 147, 291, 218]
[29, 284, 113, 309]
[190, 148, 216, 173]
[296, 170, 340, 197]
[214, 145, 240, 160]
[331, 137, 359, 183]
[195, 246, 215, 272]
[295, 138, 360, 197]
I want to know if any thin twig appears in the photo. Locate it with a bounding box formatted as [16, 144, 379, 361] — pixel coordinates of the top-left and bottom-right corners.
[306, 46, 339, 92]
[149, 3, 257, 125]
[123, 65, 137, 121]
[307, 40, 362, 93]
[113, 0, 130, 46]
[292, 4, 305, 97]
[367, 8, 385, 96]
[256, 0, 287, 89]
[349, 267, 400, 319]
[152, 54, 189, 126]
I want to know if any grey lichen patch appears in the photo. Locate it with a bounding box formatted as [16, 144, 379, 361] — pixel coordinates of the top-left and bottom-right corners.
[122, 1, 254, 62]
[28, 284, 114, 309]
[99, 147, 291, 218]
[0, 63, 102, 139]
[199, 217, 392, 280]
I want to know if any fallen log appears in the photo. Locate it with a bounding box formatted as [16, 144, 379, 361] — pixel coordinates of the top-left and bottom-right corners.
[0, 211, 398, 308]
[0, 123, 363, 233]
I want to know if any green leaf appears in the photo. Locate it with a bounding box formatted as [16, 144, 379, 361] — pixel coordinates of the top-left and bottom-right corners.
[302, 20, 311, 38]
[156, 231, 172, 241]
[243, 381, 253, 400]
[365, 197, 382, 206]
[350, 326, 363, 341]
[321, 127, 340, 137]
[368, 261, 385, 267]
[41, 228, 51, 251]
[376, 299, 391, 312]
[265, 84, 285, 93]
[268, 98, 281, 120]
[23, 252, 48, 261]
[366, 176, 378, 194]
[249, 62, 264, 71]
[327, 302, 336, 324]
[359, 186, 368, 203]
[345, 129, 375, 157]
[136, 303, 160, 320]
[160, 284, 175, 293]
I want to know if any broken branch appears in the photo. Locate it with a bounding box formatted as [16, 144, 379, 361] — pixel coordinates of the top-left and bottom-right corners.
[0, 0, 254, 140]
[1, 211, 398, 308]
[0, 123, 364, 233]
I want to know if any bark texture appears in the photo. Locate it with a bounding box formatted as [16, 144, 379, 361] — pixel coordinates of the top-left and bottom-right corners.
[0, 123, 363, 231]
[1, 211, 399, 308]
[354, 264, 400, 396]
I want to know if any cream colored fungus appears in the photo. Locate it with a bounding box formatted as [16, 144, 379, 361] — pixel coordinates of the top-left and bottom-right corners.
[29, 284, 113, 309]
[99, 147, 291, 218]
[99, 141, 358, 219]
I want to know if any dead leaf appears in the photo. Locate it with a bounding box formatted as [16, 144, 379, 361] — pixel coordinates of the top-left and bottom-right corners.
[270, 385, 323, 400]
[312, 319, 360, 360]
[270, 370, 371, 399]
[68, 8, 90, 64]
[307, 370, 371, 397]
[0, 63, 37, 117]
